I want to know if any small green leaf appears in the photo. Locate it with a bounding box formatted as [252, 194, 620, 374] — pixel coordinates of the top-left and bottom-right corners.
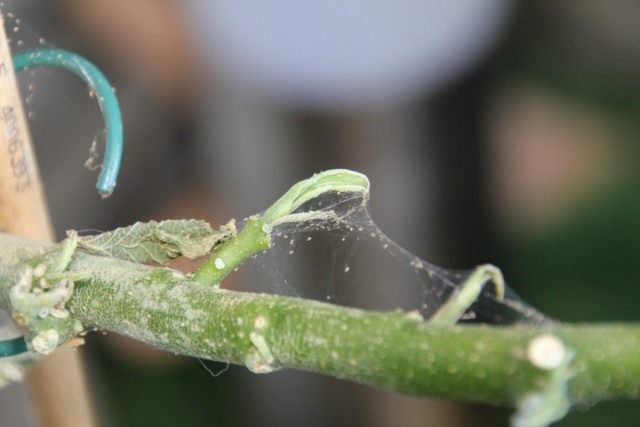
[261, 169, 370, 226]
[75, 219, 236, 264]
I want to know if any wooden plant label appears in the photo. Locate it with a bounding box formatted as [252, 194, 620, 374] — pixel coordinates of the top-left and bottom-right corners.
[0, 14, 95, 427]
[0, 14, 52, 240]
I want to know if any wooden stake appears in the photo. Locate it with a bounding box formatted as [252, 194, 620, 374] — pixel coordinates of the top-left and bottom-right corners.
[0, 14, 96, 427]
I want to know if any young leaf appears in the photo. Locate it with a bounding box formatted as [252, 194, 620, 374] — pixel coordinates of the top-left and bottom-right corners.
[75, 219, 236, 264]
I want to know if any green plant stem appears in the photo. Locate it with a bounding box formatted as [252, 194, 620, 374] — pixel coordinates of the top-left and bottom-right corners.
[193, 169, 370, 287]
[192, 217, 269, 286]
[1, 234, 639, 408]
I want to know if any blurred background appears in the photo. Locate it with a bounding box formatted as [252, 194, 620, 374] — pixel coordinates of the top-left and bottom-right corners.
[2, 0, 640, 425]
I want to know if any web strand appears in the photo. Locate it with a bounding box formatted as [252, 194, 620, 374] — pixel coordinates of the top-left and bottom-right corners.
[236, 191, 547, 325]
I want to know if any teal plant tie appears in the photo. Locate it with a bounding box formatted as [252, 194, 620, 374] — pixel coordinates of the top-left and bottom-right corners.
[0, 336, 27, 357]
[12, 49, 124, 197]
[0, 49, 124, 358]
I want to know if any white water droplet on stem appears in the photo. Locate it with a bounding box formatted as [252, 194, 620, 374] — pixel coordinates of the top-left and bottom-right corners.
[214, 258, 226, 270]
[527, 334, 566, 370]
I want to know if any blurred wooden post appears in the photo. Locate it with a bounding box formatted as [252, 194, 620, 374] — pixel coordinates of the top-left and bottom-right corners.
[0, 14, 96, 427]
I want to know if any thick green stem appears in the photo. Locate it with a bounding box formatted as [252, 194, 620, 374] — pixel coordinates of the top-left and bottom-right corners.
[1, 234, 639, 408]
[56, 258, 640, 405]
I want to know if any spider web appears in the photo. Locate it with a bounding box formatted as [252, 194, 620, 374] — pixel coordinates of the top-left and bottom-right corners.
[234, 190, 548, 325]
